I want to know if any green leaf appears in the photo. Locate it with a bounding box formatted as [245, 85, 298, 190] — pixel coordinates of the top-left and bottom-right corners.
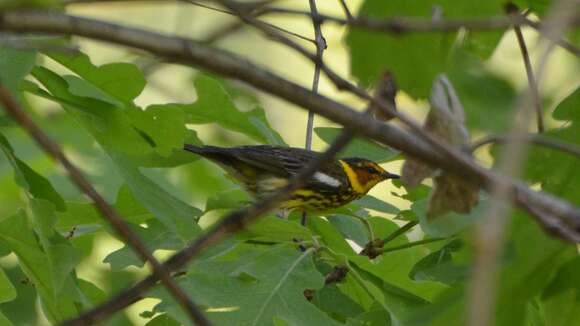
[328, 215, 370, 247]
[148, 74, 285, 144]
[311, 284, 365, 322]
[494, 212, 577, 325]
[412, 198, 487, 238]
[237, 216, 312, 243]
[111, 156, 202, 240]
[552, 87, 580, 122]
[47, 52, 146, 103]
[145, 314, 181, 326]
[0, 0, 60, 9]
[347, 308, 391, 326]
[512, 0, 552, 15]
[56, 184, 154, 234]
[205, 188, 251, 212]
[25, 68, 193, 167]
[0, 132, 66, 211]
[543, 256, 580, 299]
[346, 1, 503, 98]
[351, 217, 445, 301]
[409, 239, 467, 284]
[411, 212, 577, 326]
[0, 211, 79, 323]
[524, 88, 580, 206]
[0, 267, 16, 304]
[76, 278, 108, 307]
[315, 127, 397, 163]
[353, 266, 429, 325]
[0, 46, 37, 96]
[104, 219, 183, 270]
[30, 66, 202, 240]
[0, 310, 13, 326]
[153, 245, 341, 326]
[126, 105, 187, 157]
[308, 215, 357, 256]
[541, 257, 580, 326]
[352, 195, 399, 215]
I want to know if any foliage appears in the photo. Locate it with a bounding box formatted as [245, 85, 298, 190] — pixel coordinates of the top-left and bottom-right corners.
[0, 1, 578, 325]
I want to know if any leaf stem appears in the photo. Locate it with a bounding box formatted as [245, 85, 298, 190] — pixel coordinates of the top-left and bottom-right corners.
[378, 237, 446, 254]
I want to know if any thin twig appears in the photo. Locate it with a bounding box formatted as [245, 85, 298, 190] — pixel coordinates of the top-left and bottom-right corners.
[336, 0, 353, 21]
[506, 3, 543, 133]
[201, 0, 280, 44]
[1, 11, 579, 237]
[63, 132, 356, 324]
[360, 220, 418, 259]
[305, 0, 326, 150]
[183, 0, 315, 44]
[471, 134, 580, 158]
[378, 237, 446, 254]
[324, 265, 348, 284]
[301, 0, 326, 227]
[0, 85, 210, 326]
[383, 220, 418, 244]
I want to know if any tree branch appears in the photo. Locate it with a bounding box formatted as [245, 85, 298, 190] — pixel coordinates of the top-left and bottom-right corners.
[0, 85, 210, 326]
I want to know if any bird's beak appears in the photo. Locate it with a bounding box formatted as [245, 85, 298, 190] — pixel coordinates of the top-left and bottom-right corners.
[382, 172, 400, 179]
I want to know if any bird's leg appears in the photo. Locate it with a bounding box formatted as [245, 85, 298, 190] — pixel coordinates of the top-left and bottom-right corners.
[301, 211, 308, 226]
[276, 209, 290, 219]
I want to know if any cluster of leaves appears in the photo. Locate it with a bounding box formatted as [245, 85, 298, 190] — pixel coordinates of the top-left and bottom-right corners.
[0, 0, 578, 325]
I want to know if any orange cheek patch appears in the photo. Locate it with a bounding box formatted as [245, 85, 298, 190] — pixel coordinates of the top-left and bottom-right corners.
[356, 171, 377, 192]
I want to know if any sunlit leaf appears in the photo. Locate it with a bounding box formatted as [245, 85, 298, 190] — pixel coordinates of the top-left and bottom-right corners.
[152, 245, 341, 326]
[104, 219, 183, 270]
[148, 74, 285, 145]
[47, 52, 146, 103]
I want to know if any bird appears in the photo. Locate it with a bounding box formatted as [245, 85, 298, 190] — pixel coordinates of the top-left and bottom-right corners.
[184, 144, 399, 212]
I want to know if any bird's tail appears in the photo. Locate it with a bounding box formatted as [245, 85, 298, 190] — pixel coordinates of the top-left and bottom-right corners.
[183, 144, 233, 162]
[183, 143, 204, 154]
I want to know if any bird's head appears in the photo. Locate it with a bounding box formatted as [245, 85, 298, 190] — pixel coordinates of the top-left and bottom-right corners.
[340, 158, 399, 194]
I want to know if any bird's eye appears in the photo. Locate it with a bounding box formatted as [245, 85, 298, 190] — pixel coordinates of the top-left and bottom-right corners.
[366, 167, 376, 174]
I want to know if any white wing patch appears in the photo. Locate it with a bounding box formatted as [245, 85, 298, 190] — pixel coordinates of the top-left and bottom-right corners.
[314, 172, 342, 188]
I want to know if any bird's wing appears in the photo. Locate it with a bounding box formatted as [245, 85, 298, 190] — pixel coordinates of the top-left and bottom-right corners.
[230, 146, 316, 176]
[232, 146, 349, 191]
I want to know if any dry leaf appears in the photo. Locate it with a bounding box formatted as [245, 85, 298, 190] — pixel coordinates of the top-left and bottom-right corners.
[370, 71, 398, 121]
[401, 75, 479, 218]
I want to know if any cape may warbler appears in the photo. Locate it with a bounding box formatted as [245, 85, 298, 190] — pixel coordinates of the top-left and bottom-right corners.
[184, 144, 399, 211]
